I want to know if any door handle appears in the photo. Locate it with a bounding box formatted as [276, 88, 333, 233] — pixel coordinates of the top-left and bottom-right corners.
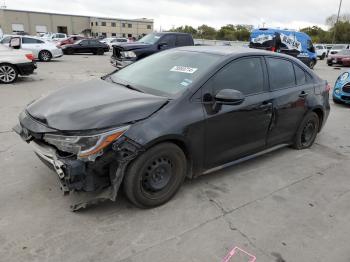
[259, 102, 272, 110]
[299, 91, 309, 98]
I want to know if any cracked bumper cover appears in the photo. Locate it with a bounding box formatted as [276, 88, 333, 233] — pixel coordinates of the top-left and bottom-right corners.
[13, 123, 143, 211]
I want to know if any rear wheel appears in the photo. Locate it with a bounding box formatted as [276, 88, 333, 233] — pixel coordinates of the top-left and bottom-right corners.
[293, 112, 320, 150]
[123, 143, 187, 208]
[320, 53, 326, 60]
[0, 63, 18, 84]
[38, 50, 52, 62]
[328, 62, 333, 66]
[309, 59, 316, 69]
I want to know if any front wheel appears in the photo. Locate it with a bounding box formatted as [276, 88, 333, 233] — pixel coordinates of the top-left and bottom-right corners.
[0, 63, 18, 84]
[293, 112, 320, 150]
[123, 143, 187, 208]
[95, 48, 104, 55]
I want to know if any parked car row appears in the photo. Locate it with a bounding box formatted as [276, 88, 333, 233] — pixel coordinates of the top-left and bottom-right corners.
[0, 35, 63, 61]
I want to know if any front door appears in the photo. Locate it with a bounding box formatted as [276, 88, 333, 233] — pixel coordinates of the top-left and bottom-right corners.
[203, 57, 273, 169]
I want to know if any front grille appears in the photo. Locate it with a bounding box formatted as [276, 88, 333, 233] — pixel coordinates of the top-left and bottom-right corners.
[342, 83, 350, 93]
[341, 96, 350, 101]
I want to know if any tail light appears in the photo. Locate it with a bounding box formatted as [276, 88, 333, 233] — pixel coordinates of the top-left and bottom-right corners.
[325, 83, 331, 92]
[271, 47, 276, 52]
[25, 54, 34, 61]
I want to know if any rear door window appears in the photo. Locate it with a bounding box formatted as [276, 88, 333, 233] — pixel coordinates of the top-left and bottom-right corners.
[267, 57, 296, 90]
[294, 65, 306, 85]
[175, 35, 190, 47]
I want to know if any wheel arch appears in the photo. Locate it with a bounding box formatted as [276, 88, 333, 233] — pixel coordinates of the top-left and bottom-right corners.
[310, 107, 324, 132]
[142, 135, 194, 178]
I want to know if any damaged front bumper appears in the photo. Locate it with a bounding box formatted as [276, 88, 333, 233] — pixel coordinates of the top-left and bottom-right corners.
[13, 123, 143, 211]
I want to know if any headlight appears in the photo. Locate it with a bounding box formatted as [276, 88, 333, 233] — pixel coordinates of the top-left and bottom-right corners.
[334, 88, 341, 95]
[44, 126, 129, 159]
[121, 51, 136, 58]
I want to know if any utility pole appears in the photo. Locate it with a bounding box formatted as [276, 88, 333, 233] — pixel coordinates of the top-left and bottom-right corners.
[332, 0, 343, 44]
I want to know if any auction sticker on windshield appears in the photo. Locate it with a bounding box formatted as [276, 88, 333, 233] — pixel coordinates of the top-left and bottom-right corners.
[170, 66, 198, 74]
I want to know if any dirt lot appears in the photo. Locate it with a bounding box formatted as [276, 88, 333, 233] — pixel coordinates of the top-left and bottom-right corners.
[0, 54, 349, 262]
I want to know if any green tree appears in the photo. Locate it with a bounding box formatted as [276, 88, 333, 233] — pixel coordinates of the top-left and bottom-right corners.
[197, 24, 217, 40]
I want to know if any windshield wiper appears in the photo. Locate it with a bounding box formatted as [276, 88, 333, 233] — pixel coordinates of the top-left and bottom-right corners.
[109, 78, 144, 93]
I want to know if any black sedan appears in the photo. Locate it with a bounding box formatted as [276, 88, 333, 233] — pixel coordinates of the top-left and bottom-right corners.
[14, 47, 330, 210]
[61, 39, 109, 55]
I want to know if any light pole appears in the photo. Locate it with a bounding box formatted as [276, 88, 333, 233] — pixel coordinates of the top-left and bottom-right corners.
[332, 0, 343, 44]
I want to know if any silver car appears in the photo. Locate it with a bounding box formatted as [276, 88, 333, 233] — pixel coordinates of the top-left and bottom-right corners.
[0, 35, 63, 62]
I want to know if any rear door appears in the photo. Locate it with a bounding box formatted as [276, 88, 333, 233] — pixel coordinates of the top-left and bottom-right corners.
[203, 56, 273, 169]
[265, 57, 315, 146]
[175, 35, 192, 47]
[21, 37, 43, 58]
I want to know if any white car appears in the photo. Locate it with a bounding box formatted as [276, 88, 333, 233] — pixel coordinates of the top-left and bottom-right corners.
[314, 44, 327, 60]
[329, 44, 350, 55]
[101, 37, 129, 49]
[0, 35, 63, 61]
[0, 44, 36, 84]
[41, 33, 67, 42]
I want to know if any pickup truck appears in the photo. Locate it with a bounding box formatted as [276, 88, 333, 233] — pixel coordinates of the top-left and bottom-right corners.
[110, 32, 194, 69]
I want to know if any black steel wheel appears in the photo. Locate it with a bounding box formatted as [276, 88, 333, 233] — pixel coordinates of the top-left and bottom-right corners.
[39, 50, 52, 62]
[123, 143, 187, 208]
[0, 63, 18, 84]
[293, 112, 320, 150]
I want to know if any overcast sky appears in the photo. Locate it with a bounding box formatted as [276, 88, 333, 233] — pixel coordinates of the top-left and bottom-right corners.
[4, 0, 347, 30]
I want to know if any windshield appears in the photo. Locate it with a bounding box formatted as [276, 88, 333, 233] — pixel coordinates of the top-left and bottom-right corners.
[137, 33, 161, 44]
[110, 50, 221, 97]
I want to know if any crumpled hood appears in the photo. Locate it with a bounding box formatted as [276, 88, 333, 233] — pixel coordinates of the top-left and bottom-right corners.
[26, 79, 168, 131]
[116, 42, 152, 51]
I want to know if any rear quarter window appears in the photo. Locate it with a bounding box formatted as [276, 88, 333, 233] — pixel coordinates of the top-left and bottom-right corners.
[267, 57, 295, 90]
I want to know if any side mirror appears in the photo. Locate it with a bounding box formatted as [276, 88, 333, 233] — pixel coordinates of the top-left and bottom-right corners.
[9, 37, 21, 49]
[158, 42, 168, 49]
[215, 89, 245, 105]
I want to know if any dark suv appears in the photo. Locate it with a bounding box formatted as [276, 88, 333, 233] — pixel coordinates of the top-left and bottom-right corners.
[14, 47, 330, 210]
[111, 32, 194, 69]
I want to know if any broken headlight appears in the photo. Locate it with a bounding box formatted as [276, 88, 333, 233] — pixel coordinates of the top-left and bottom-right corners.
[121, 51, 137, 58]
[43, 126, 129, 158]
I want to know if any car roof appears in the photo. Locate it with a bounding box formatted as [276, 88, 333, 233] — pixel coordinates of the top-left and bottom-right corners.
[156, 32, 191, 36]
[176, 46, 290, 58]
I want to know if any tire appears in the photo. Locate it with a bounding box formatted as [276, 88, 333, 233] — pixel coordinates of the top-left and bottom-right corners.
[0, 63, 18, 84]
[333, 97, 342, 104]
[293, 112, 320, 150]
[328, 63, 333, 67]
[96, 49, 104, 55]
[123, 142, 187, 208]
[65, 48, 74, 55]
[38, 50, 52, 62]
[309, 60, 316, 69]
[320, 53, 326, 60]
